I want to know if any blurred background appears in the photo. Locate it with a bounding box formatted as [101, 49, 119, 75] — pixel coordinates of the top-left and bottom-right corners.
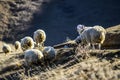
[0, 0, 120, 46]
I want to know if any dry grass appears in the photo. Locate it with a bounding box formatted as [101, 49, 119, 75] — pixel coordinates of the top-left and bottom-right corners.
[0, 42, 120, 80]
[0, 0, 48, 42]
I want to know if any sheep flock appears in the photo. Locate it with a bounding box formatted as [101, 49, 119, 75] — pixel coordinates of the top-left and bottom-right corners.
[1, 25, 106, 67]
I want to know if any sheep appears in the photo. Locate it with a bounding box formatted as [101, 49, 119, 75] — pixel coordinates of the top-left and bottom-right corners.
[43, 46, 56, 60]
[76, 24, 106, 49]
[21, 36, 34, 51]
[14, 41, 21, 51]
[24, 49, 44, 66]
[42, 46, 56, 65]
[2, 43, 12, 55]
[33, 29, 46, 47]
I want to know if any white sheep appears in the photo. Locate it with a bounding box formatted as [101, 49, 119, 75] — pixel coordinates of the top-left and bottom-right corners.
[76, 24, 106, 49]
[33, 29, 46, 47]
[21, 36, 34, 51]
[24, 49, 44, 66]
[42, 46, 56, 65]
[43, 46, 56, 60]
[14, 41, 21, 51]
[2, 43, 12, 55]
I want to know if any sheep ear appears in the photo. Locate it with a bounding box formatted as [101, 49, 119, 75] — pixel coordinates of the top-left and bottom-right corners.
[77, 24, 84, 30]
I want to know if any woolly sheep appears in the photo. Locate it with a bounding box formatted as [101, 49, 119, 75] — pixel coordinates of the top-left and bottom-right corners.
[76, 24, 106, 49]
[21, 36, 34, 51]
[43, 46, 56, 65]
[14, 41, 21, 51]
[43, 46, 56, 60]
[24, 49, 44, 66]
[33, 29, 46, 47]
[2, 43, 12, 55]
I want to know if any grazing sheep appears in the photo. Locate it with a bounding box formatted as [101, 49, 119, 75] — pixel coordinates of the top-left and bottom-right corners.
[24, 49, 44, 66]
[43, 46, 56, 65]
[76, 24, 106, 49]
[21, 36, 34, 51]
[33, 29, 46, 47]
[14, 41, 21, 51]
[2, 43, 12, 55]
[43, 46, 56, 60]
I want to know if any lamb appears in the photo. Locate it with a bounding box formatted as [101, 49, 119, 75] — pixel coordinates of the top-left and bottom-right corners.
[76, 24, 106, 49]
[21, 36, 34, 51]
[14, 41, 21, 51]
[2, 43, 12, 55]
[33, 29, 46, 47]
[24, 49, 44, 66]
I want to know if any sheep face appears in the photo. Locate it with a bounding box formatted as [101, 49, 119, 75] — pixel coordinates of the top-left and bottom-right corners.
[3, 46, 9, 54]
[15, 41, 21, 50]
[2, 44, 11, 54]
[77, 24, 85, 34]
[21, 36, 34, 51]
[33, 29, 46, 47]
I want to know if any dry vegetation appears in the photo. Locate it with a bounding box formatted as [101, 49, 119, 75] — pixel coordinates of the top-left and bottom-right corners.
[0, 41, 120, 80]
[0, 0, 50, 42]
[103, 25, 120, 48]
[0, 0, 120, 80]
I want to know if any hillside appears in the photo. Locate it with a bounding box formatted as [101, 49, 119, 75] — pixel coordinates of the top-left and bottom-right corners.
[0, 25, 120, 80]
[0, 0, 120, 45]
[0, 0, 120, 79]
[0, 0, 49, 42]
[0, 42, 120, 80]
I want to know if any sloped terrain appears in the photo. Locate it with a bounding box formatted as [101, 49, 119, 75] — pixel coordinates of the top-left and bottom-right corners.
[103, 25, 120, 48]
[0, 25, 120, 80]
[0, 0, 120, 45]
[0, 0, 50, 42]
[0, 41, 120, 80]
[0, 0, 120, 79]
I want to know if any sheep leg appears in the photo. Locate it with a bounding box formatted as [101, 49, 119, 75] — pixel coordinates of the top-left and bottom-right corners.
[92, 44, 95, 50]
[86, 43, 91, 49]
[25, 62, 28, 67]
[98, 44, 101, 50]
[37, 43, 39, 47]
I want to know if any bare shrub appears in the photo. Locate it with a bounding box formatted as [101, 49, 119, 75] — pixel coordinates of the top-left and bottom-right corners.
[75, 44, 90, 60]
